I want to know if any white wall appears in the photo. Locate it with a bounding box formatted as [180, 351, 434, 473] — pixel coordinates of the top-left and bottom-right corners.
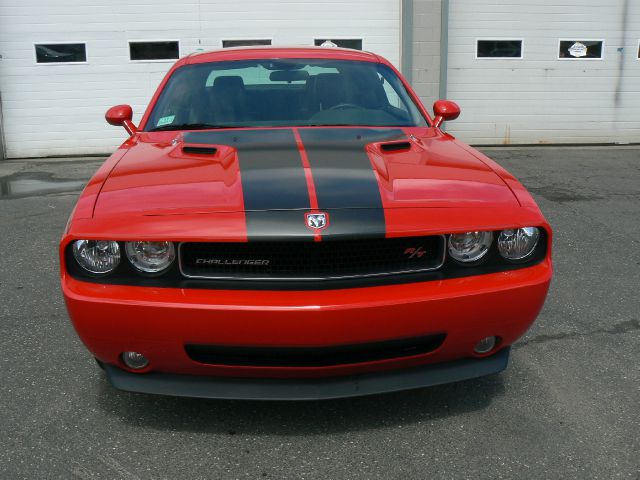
[0, 0, 400, 158]
[447, 0, 640, 144]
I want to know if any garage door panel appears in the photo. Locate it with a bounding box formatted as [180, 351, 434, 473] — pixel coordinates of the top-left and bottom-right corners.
[447, 0, 640, 144]
[0, 0, 398, 158]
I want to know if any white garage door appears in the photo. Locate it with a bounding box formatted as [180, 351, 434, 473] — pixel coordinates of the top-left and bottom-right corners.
[0, 0, 400, 158]
[447, 0, 640, 144]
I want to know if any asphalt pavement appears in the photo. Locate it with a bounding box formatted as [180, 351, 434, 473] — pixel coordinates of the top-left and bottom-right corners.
[0, 146, 638, 479]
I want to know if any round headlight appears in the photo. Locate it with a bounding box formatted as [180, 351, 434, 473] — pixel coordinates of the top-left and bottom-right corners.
[497, 227, 540, 261]
[125, 241, 175, 274]
[72, 240, 121, 274]
[448, 231, 493, 263]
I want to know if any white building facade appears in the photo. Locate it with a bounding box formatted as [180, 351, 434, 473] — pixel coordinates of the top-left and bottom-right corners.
[445, 0, 640, 145]
[0, 0, 638, 158]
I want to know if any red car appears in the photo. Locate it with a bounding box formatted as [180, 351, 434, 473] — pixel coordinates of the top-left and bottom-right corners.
[60, 47, 552, 400]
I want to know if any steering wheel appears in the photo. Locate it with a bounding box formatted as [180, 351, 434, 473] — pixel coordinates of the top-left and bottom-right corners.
[325, 103, 361, 111]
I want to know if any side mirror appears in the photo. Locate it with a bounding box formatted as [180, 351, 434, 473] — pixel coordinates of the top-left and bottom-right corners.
[432, 100, 461, 128]
[105, 104, 137, 136]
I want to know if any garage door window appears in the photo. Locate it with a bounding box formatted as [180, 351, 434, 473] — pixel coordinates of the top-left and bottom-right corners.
[129, 41, 179, 61]
[315, 39, 363, 50]
[222, 40, 272, 48]
[35, 43, 87, 63]
[476, 40, 523, 59]
[558, 40, 603, 59]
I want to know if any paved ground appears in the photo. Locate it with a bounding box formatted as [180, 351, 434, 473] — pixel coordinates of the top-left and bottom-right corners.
[0, 147, 638, 479]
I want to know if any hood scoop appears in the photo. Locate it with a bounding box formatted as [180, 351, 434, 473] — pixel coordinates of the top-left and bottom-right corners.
[379, 141, 412, 153]
[368, 139, 419, 180]
[182, 144, 218, 156]
[169, 141, 236, 169]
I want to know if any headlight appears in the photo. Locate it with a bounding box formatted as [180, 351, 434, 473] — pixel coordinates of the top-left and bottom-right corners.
[125, 241, 175, 273]
[497, 227, 540, 261]
[448, 231, 493, 263]
[72, 240, 121, 274]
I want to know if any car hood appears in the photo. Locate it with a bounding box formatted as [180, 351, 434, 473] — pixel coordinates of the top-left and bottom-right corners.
[94, 127, 518, 218]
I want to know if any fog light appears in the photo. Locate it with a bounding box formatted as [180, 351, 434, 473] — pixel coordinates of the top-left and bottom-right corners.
[121, 351, 149, 370]
[474, 336, 498, 354]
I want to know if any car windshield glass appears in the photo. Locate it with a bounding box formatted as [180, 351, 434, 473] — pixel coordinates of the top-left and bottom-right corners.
[144, 59, 428, 130]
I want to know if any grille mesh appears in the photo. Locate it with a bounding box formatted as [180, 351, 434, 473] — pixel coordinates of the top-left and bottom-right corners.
[180, 236, 445, 281]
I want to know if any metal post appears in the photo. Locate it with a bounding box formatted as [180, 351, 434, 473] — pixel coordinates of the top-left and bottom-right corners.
[439, 0, 449, 101]
[0, 92, 6, 160]
[401, 0, 414, 85]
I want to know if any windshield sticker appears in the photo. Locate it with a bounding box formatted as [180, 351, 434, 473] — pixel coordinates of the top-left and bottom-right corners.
[156, 115, 175, 127]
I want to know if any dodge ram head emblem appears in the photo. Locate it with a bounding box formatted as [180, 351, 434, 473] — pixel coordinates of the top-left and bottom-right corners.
[305, 212, 328, 230]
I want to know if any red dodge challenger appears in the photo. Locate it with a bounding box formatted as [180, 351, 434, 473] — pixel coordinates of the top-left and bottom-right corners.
[60, 47, 552, 400]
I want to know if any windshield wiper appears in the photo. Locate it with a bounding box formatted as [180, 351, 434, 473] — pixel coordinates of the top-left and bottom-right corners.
[149, 123, 241, 132]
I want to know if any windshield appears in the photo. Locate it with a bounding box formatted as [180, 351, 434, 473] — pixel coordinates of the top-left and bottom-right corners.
[144, 59, 428, 130]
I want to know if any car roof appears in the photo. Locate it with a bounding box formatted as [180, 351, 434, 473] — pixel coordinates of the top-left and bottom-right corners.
[182, 46, 383, 65]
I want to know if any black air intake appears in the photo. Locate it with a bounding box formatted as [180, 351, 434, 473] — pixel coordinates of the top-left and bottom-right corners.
[380, 141, 411, 152]
[182, 145, 218, 155]
[185, 333, 447, 367]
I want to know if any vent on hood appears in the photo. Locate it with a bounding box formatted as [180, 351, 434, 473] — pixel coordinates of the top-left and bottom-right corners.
[182, 145, 218, 155]
[380, 141, 411, 153]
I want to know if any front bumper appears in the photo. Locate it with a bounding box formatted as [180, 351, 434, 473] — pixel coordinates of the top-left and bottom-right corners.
[103, 347, 510, 400]
[63, 259, 550, 386]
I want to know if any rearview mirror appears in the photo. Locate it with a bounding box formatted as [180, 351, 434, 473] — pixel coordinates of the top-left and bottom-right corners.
[105, 104, 137, 136]
[269, 70, 310, 82]
[432, 100, 461, 128]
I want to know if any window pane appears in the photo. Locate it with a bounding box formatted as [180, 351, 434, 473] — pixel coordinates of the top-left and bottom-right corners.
[314, 39, 363, 50]
[559, 40, 603, 59]
[129, 41, 179, 61]
[477, 40, 522, 58]
[35, 43, 86, 63]
[222, 40, 272, 48]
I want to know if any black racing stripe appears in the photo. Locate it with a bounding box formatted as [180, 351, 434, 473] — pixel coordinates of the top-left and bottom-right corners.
[299, 128, 405, 239]
[235, 210, 315, 241]
[316, 208, 389, 239]
[184, 129, 312, 240]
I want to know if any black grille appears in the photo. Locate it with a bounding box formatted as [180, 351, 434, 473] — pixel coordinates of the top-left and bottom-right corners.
[185, 333, 447, 367]
[179, 235, 445, 281]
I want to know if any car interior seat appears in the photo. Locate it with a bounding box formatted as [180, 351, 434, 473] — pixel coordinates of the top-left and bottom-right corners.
[207, 75, 249, 123]
[313, 73, 349, 110]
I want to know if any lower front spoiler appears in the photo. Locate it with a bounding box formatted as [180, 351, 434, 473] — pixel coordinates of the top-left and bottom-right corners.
[103, 347, 510, 401]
